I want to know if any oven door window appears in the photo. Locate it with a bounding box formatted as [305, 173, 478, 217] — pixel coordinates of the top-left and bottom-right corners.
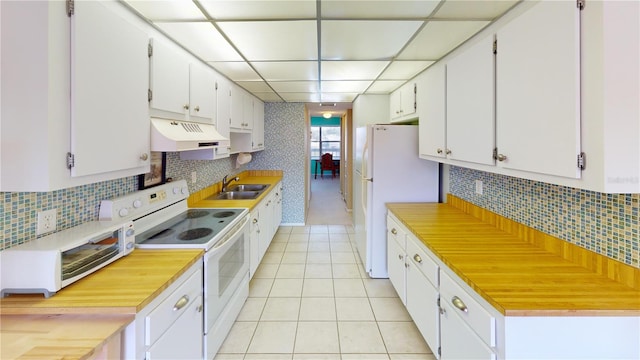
[218, 237, 244, 296]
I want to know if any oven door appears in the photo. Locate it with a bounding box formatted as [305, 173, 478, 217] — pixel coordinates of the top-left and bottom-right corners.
[204, 214, 250, 333]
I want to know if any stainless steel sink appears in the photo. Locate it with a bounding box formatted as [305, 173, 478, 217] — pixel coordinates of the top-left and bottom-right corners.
[211, 191, 261, 200]
[227, 184, 269, 192]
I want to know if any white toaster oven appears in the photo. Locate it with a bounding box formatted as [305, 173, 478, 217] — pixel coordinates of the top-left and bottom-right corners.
[0, 220, 134, 298]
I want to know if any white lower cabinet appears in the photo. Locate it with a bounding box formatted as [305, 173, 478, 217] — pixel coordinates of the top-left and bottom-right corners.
[249, 182, 283, 279]
[146, 295, 203, 359]
[440, 298, 496, 360]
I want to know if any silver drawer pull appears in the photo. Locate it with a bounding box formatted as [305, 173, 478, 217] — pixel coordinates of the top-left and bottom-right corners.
[391, 228, 397, 235]
[413, 254, 422, 263]
[398, 254, 403, 260]
[451, 296, 468, 313]
[173, 295, 190, 311]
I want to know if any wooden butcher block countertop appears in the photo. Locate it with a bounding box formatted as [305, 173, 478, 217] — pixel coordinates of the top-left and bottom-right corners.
[188, 170, 283, 211]
[0, 249, 203, 315]
[387, 200, 640, 317]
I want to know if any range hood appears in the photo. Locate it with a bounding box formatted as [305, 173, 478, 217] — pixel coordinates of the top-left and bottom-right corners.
[150, 118, 230, 152]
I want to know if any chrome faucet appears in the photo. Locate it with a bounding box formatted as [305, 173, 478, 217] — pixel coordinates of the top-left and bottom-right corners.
[221, 175, 240, 192]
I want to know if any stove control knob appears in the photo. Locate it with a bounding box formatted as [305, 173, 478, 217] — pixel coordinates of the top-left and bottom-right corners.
[133, 199, 142, 208]
[119, 208, 129, 217]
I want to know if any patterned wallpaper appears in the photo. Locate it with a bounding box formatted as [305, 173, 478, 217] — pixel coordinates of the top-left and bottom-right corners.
[248, 102, 307, 224]
[449, 166, 640, 268]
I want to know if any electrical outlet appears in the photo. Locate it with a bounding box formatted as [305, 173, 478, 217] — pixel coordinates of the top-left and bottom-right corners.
[37, 209, 57, 235]
[191, 171, 197, 184]
[475, 180, 483, 195]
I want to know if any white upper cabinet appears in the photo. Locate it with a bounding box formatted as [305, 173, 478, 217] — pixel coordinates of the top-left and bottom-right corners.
[1, 0, 150, 191]
[390, 82, 417, 122]
[495, 0, 581, 179]
[149, 38, 190, 119]
[230, 86, 246, 130]
[418, 62, 446, 159]
[189, 62, 216, 123]
[149, 38, 216, 124]
[215, 77, 232, 158]
[252, 99, 265, 151]
[446, 32, 495, 166]
[71, 1, 150, 178]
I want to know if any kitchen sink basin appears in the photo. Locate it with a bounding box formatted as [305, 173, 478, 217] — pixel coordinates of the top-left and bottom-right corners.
[227, 184, 269, 192]
[211, 191, 261, 200]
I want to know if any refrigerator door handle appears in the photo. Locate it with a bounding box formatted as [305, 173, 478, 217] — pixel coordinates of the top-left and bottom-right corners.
[363, 177, 372, 182]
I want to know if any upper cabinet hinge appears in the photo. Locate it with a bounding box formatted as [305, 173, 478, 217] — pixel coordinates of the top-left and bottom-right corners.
[148, 89, 153, 102]
[577, 152, 586, 170]
[66, 0, 74, 17]
[577, 0, 585, 10]
[493, 39, 497, 55]
[148, 42, 153, 57]
[492, 147, 498, 160]
[66, 152, 75, 169]
[413, 83, 417, 111]
[438, 347, 441, 356]
[215, 82, 219, 91]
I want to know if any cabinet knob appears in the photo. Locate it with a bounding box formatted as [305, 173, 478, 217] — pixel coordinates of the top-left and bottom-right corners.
[436, 148, 443, 154]
[398, 254, 403, 260]
[497, 153, 508, 162]
[451, 296, 468, 313]
[445, 149, 452, 155]
[413, 254, 422, 264]
[173, 295, 190, 311]
[183, 104, 190, 110]
[391, 228, 397, 235]
[194, 106, 200, 112]
[139, 153, 149, 161]
[253, 218, 258, 224]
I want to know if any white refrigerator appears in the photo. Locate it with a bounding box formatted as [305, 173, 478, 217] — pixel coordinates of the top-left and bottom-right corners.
[353, 124, 439, 278]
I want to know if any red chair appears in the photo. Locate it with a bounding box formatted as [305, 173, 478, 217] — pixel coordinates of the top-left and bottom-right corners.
[319, 153, 337, 178]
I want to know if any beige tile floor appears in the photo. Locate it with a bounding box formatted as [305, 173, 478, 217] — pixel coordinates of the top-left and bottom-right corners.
[214, 225, 437, 360]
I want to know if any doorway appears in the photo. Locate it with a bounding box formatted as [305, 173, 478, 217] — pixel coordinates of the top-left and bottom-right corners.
[306, 111, 353, 225]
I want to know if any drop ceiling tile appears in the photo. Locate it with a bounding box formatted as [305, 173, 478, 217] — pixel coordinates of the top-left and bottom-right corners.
[322, 20, 423, 60]
[321, 81, 372, 93]
[320, 93, 359, 102]
[124, 0, 205, 20]
[281, 93, 321, 102]
[321, 1, 440, 19]
[236, 81, 274, 93]
[156, 22, 243, 62]
[434, 0, 519, 20]
[199, 0, 316, 20]
[269, 81, 319, 93]
[208, 62, 261, 81]
[253, 92, 285, 102]
[252, 62, 319, 81]
[378, 61, 434, 80]
[397, 20, 490, 60]
[219, 21, 317, 61]
[366, 80, 406, 93]
[321, 61, 389, 81]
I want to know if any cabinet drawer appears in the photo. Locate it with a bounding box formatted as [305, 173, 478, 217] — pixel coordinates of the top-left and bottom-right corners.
[387, 215, 406, 249]
[406, 234, 438, 287]
[146, 267, 203, 346]
[440, 271, 496, 348]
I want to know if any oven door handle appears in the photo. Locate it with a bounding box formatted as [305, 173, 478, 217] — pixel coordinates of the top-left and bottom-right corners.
[211, 215, 249, 250]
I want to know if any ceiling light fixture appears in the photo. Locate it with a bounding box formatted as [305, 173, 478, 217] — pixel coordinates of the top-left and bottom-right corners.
[323, 113, 332, 119]
[319, 103, 336, 107]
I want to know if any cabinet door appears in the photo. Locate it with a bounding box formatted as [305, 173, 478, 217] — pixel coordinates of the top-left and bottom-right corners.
[249, 209, 260, 279]
[419, 63, 447, 159]
[145, 295, 204, 360]
[387, 237, 407, 304]
[406, 261, 440, 357]
[390, 90, 401, 120]
[259, 194, 275, 258]
[71, 1, 149, 177]
[189, 62, 216, 123]
[243, 95, 254, 130]
[446, 33, 495, 166]
[230, 87, 245, 129]
[149, 38, 189, 118]
[252, 99, 265, 150]
[496, 1, 581, 178]
[216, 78, 231, 158]
[400, 82, 417, 117]
[440, 300, 496, 360]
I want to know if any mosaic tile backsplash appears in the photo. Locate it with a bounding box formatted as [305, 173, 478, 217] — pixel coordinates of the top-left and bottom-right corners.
[450, 166, 640, 268]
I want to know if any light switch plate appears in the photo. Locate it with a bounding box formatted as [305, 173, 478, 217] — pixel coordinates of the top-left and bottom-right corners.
[475, 180, 483, 195]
